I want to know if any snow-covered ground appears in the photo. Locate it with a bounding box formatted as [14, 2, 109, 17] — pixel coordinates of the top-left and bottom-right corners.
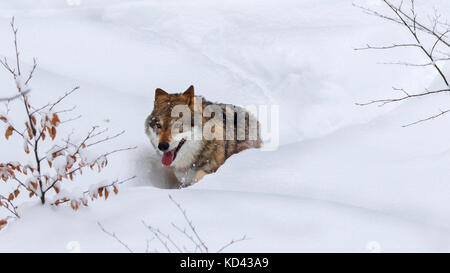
[0, 0, 450, 252]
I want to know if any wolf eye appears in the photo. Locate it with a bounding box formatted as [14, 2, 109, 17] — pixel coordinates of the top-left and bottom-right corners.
[149, 118, 161, 129]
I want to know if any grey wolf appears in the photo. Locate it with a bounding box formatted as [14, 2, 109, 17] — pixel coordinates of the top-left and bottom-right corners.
[145, 85, 261, 185]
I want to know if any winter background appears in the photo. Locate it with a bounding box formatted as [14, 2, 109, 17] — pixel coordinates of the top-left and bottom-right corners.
[0, 0, 449, 252]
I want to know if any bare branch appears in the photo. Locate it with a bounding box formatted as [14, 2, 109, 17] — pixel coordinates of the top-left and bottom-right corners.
[355, 0, 450, 127]
[0, 89, 30, 102]
[100, 195, 248, 253]
[168, 194, 208, 253]
[354, 43, 421, 51]
[396, 2, 450, 47]
[59, 115, 82, 125]
[354, 1, 450, 47]
[431, 30, 450, 56]
[0, 57, 16, 76]
[54, 105, 77, 114]
[382, 0, 448, 86]
[403, 109, 450, 127]
[10, 17, 21, 77]
[142, 221, 183, 253]
[356, 88, 450, 106]
[24, 58, 37, 86]
[379, 59, 450, 66]
[145, 237, 156, 253]
[352, 3, 403, 26]
[217, 235, 248, 253]
[98, 222, 134, 253]
[171, 222, 203, 253]
[86, 130, 125, 148]
[48, 86, 80, 111]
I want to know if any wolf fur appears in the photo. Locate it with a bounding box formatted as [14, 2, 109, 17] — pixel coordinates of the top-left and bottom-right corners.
[145, 85, 261, 185]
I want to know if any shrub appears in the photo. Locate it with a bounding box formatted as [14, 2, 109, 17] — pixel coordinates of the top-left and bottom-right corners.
[0, 17, 135, 229]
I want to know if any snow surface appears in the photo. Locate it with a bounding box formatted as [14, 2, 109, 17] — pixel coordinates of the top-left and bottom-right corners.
[0, 0, 450, 252]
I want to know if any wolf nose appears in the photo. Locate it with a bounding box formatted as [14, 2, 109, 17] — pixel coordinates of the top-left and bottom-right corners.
[158, 142, 170, 151]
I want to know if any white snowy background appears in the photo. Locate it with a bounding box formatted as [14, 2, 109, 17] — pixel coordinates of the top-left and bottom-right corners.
[0, 0, 449, 252]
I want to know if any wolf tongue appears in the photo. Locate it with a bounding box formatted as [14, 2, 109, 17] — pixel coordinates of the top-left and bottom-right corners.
[162, 150, 175, 166]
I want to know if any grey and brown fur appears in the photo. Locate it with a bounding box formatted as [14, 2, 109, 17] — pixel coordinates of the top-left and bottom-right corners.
[145, 85, 261, 185]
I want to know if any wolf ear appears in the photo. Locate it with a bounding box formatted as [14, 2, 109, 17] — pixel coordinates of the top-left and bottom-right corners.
[183, 85, 194, 97]
[155, 88, 168, 98]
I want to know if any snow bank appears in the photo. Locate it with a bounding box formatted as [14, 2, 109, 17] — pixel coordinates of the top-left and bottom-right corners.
[0, 0, 449, 252]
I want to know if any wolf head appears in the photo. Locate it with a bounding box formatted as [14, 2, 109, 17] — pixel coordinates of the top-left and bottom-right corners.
[145, 85, 202, 168]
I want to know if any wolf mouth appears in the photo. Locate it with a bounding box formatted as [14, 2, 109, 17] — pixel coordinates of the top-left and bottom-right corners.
[161, 138, 186, 167]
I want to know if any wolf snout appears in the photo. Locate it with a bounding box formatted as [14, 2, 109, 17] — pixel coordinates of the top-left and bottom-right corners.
[158, 142, 170, 151]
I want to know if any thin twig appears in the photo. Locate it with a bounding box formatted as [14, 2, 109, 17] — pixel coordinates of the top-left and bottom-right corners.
[169, 194, 209, 253]
[354, 43, 421, 50]
[356, 88, 450, 106]
[0, 89, 30, 102]
[403, 109, 450, 127]
[0, 194, 20, 218]
[382, 0, 449, 86]
[142, 221, 184, 253]
[355, 0, 450, 127]
[86, 130, 125, 147]
[172, 222, 203, 253]
[48, 86, 80, 111]
[217, 235, 248, 253]
[24, 58, 37, 86]
[51, 176, 136, 205]
[98, 222, 134, 253]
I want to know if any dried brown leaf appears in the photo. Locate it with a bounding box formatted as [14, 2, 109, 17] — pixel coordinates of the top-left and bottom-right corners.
[5, 126, 13, 140]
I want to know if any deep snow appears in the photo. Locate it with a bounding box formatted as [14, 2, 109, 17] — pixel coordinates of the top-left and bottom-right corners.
[0, 0, 450, 252]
